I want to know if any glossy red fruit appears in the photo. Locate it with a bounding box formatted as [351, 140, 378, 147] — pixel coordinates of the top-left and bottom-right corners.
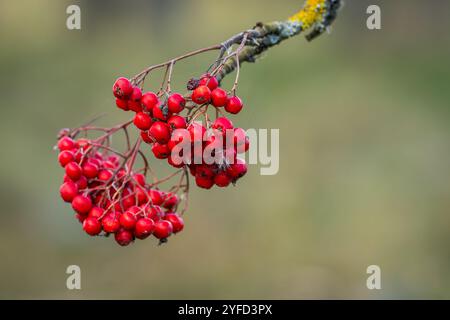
[162, 192, 178, 209]
[191, 85, 211, 104]
[167, 115, 187, 129]
[151, 143, 170, 159]
[60, 181, 78, 202]
[113, 77, 133, 99]
[233, 127, 249, 153]
[149, 189, 164, 206]
[115, 98, 129, 111]
[75, 138, 90, 151]
[212, 117, 233, 133]
[214, 171, 231, 187]
[225, 96, 243, 114]
[167, 93, 186, 113]
[140, 130, 154, 144]
[133, 173, 146, 186]
[115, 229, 134, 246]
[65, 162, 82, 181]
[88, 207, 104, 219]
[72, 195, 93, 214]
[195, 175, 214, 189]
[120, 211, 137, 230]
[164, 213, 184, 233]
[83, 217, 102, 236]
[102, 213, 121, 233]
[149, 122, 171, 144]
[135, 218, 155, 239]
[133, 112, 152, 130]
[153, 220, 173, 239]
[75, 175, 88, 190]
[211, 88, 228, 107]
[226, 158, 248, 180]
[129, 86, 142, 104]
[58, 150, 74, 167]
[82, 163, 99, 179]
[199, 74, 219, 90]
[141, 92, 159, 111]
[58, 136, 75, 151]
[188, 122, 207, 143]
[152, 104, 172, 121]
[97, 169, 113, 182]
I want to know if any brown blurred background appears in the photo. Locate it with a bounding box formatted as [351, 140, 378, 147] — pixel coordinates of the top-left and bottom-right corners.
[0, 0, 449, 299]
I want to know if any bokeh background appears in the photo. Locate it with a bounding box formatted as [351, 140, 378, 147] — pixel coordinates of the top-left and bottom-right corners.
[0, 0, 449, 299]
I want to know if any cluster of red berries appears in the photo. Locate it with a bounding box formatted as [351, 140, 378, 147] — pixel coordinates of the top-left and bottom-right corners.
[57, 135, 184, 246]
[113, 75, 249, 189]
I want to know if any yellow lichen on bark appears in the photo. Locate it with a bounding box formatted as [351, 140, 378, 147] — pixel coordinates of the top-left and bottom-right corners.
[288, 0, 327, 30]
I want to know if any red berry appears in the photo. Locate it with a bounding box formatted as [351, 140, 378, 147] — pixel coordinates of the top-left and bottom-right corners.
[149, 122, 171, 144]
[83, 217, 102, 236]
[162, 192, 178, 210]
[75, 138, 90, 151]
[133, 173, 146, 186]
[152, 104, 172, 121]
[133, 112, 153, 130]
[195, 175, 214, 189]
[153, 220, 173, 239]
[149, 189, 164, 206]
[214, 171, 231, 187]
[130, 86, 142, 104]
[135, 218, 155, 239]
[188, 122, 206, 142]
[120, 211, 137, 230]
[82, 163, 99, 179]
[212, 117, 233, 133]
[225, 96, 243, 114]
[141, 92, 159, 112]
[102, 213, 121, 233]
[115, 229, 134, 246]
[115, 98, 129, 111]
[151, 143, 170, 159]
[199, 74, 219, 90]
[75, 175, 88, 190]
[167, 93, 186, 113]
[211, 88, 228, 107]
[58, 150, 74, 167]
[140, 130, 154, 144]
[60, 181, 78, 202]
[164, 213, 184, 233]
[226, 158, 248, 180]
[191, 85, 211, 104]
[58, 136, 75, 151]
[113, 77, 133, 99]
[98, 169, 113, 182]
[167, 115, 187, 130]
[88, 207, 104, 219]
[72, 195, 93, 214]
[65, 162, 82, 181]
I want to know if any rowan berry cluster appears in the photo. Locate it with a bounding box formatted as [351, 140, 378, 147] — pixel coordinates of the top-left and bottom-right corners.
[57, 134, 184, 246]
[113, 74, 249, 189]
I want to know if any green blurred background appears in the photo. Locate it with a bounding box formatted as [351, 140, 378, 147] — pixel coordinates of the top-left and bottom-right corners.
[0, 0, 449, 299]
